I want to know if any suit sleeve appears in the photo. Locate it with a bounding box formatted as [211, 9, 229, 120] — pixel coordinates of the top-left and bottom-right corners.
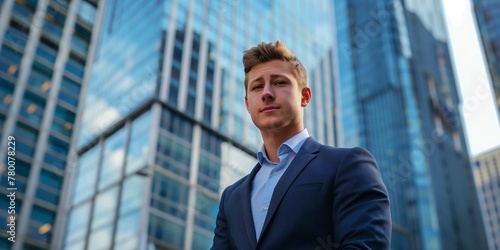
[333, 147, 392, 249]
[211, 188, 232, 250]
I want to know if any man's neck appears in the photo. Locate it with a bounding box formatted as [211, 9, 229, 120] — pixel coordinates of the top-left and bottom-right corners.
[261, 128, 302, 163]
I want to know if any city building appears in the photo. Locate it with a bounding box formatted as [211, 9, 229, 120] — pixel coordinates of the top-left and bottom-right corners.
[0, 0, 98, 249]
[333, 0, 488, 249]
[473, 0, 500, 123]
[474, 146, 500, 250]
[60, 0, 337, 250]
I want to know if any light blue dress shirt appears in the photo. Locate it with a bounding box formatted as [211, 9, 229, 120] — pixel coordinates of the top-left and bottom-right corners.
[251, 129, 310, 240]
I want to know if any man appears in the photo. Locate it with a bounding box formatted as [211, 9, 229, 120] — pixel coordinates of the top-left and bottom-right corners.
[212, 41, 391, 249]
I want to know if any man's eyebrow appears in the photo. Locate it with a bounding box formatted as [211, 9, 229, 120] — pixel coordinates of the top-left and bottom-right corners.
[249, 74, 290, 84]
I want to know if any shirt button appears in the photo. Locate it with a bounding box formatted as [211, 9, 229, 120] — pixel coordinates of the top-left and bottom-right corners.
[264, 205, 269, 211]
[273, 171, 278, 176]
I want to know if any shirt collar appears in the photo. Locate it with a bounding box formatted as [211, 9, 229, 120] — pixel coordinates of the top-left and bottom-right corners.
[257, 129, 310, 165]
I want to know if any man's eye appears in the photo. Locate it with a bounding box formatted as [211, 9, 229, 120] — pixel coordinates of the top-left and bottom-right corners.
[252, 85, 263, 90]
[275, 81, 285, 85]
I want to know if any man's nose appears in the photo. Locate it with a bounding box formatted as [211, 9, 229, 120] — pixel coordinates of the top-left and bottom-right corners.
[261, 83, 275, 101]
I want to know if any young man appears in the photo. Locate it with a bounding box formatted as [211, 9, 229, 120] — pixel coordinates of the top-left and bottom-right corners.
[212, 41, 391, 249]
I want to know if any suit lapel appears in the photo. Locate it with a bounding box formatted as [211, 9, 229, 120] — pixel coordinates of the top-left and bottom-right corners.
[234, 162, 261, 249]
[259, 138, 321, 239]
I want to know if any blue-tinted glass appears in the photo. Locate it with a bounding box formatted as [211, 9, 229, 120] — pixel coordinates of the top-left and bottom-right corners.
[57, 91, 78, 107]
[61, 76, 81, 94]
[91, 186, 118, 230]
[20, 90, 45, 123]
[32, 60, 53, 78]
[0, 79, 14, 110]
[70, 34, 89, 59]
[11, 2, 34, 27]
[14, 122, 38, 141]
[30, 205, 55, 224]
[78, 0, 97, 24]
[15, 139, 35, 157]
[126, 111, 151, 175]
[0, 46, 22, 77]
[65, 57, 84, 78]
[0, 238, 12, 250]
[65, 202, 91, 244]
[72, 145, 101, 205]
[47, 135, 69, 156]
[35, 187, 59, 205]
[88, 224, 112, 250]
[114, 210, 140, 248]
[151, 173, 189, 219]
[192, 231, 212, 250]
[148, 214, 185, 248]
[197, 154, 220, 192]
[44, 152, 66, 169]
[194, 192, 218, 230]
[160, 109, 193, 141]
[4, 26, 28, 50]
[40, 169, 62, 189]
[119, 175, 144, 216]
[99, 128, 126, 189]
[156, 133, 191, 178]
[55, 105, 76, 121]
[51, 120, 72, 138]
[35, 41, 58, 64]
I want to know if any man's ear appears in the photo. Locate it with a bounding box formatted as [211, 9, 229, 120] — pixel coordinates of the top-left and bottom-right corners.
[245, 95, 249, 111]
[301, 87, 312, 107]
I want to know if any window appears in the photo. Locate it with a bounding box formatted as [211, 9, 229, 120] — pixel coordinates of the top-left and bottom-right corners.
[198, 153, 220, 192]
[151, 173, 189, 219]
[72, 146, 101, 205]
[29, 205, 55, 243]
[99, 129, 126, 190]
[65, 202, 92, 243]
[148, 214, 185, 248]
[87, 224, 113, 250]
[91, 186, 118, 230]
[20, 90, 45, 124]
[194, 192, 218, 231]
[126, 112, 151, 175]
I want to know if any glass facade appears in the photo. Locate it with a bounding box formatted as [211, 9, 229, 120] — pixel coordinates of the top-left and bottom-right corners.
[66, 0, 338, 249]
[474, 147, 500, 250]
[334, 0, 488, 249]
[0, 0, 97, 249]
[474, 0, 500, 123]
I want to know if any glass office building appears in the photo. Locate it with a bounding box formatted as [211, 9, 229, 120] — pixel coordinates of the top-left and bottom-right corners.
[334, 0, 488, 249]
[0, 0, 97, 249]
[62, 0, 337, 249]
[473, 0, 500, 123]
[474, 146, 500, 250]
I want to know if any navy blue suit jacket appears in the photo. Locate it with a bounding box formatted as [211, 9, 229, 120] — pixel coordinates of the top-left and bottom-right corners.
[212, 138, 391, 249]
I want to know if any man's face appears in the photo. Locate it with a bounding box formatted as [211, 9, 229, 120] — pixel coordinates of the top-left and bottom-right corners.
[245, 60, 311, 135]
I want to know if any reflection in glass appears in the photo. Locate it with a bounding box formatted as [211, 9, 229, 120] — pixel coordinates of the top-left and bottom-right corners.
[88, 224, 113, 250]
[91, 186, 118, 230]
[126, 111, 151, 175]
[65, 202, 91, 244]
[72, 145, 101, 205]
[99, 128, 126, 190]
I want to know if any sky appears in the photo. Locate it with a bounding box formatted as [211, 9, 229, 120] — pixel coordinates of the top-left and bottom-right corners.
[442, 0, 500, 157]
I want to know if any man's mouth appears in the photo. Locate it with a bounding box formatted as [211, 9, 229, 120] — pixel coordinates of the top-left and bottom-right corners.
[261, 106, 279, 112]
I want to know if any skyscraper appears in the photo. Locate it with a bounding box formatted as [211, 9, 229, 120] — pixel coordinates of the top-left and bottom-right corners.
[474, 146, 500, 250]
[60, 0, 337, 249]
[473, 0, 500, 123]
[333, 0, 488, 249]
[0, 0, 97, 249]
